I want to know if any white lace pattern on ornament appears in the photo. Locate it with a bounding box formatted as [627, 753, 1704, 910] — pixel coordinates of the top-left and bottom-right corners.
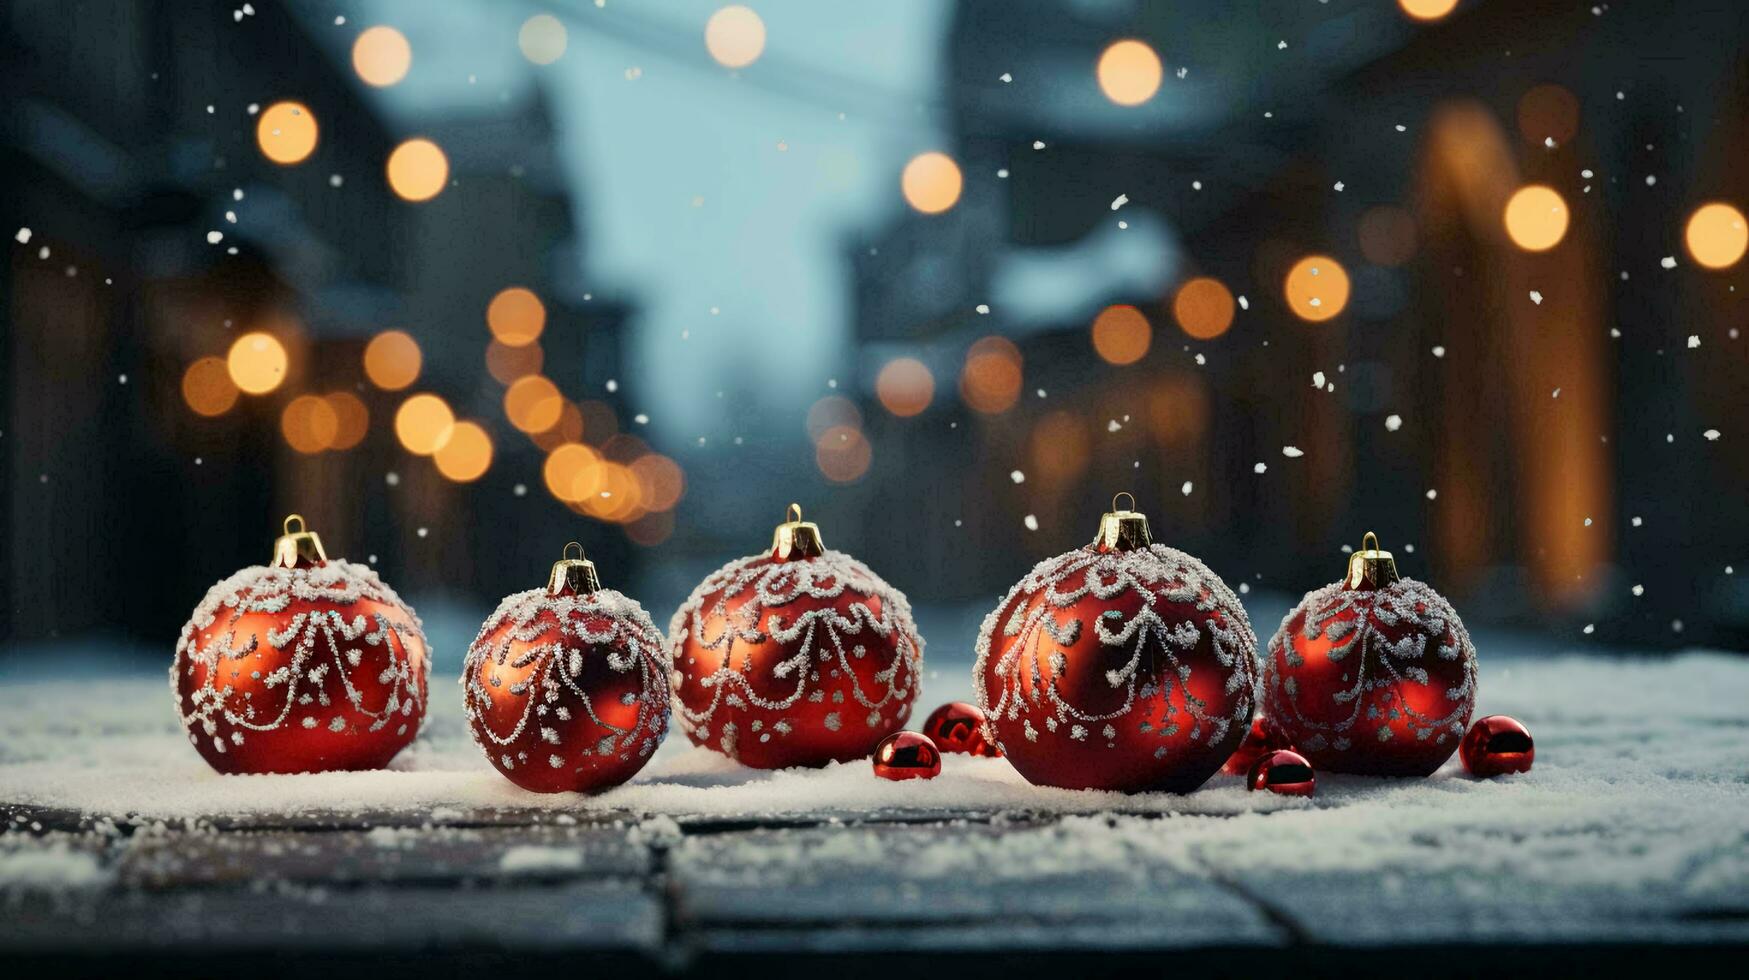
[1265, 578, 1477, 750]
[462, 588, 669, 761]
[170, 562, 428, 746]
[972, 544, 1257, 750]
[667, 551, 922, 736]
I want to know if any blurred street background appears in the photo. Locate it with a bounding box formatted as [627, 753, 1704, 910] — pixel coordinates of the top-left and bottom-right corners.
[3, 0, 1746, 666]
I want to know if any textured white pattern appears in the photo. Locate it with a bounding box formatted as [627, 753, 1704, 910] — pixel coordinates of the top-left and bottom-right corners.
[667, 550, 922, 749]
[170, 561, 428, 747]
[462, 588, 669, 766]
[1265, 578, 1477, 753]
[973, 543, 1258, 754]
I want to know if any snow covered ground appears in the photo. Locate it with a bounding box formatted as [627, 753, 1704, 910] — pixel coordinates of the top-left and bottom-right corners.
[1, 632, 1746, 960]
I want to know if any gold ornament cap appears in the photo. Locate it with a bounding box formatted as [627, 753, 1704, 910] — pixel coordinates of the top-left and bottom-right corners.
[1344, 531, 1401, 591]
[770, 503, 825, 562]
[1092, 492, 1153, 553]
[271, 514, 328, 569]
[548, 541, 602, 596]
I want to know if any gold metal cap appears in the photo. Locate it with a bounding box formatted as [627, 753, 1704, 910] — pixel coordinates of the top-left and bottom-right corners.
[770, 503, 825, 562]
[548, 541, 602, 596]
[271, 514, 328, 569]
[1344, 531, 1400, 591]
[1092, 492, 1153, 553]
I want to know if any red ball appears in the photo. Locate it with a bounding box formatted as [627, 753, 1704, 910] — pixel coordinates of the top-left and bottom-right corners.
[1221, 714, 1293, 775]
[872, 731, 941, 781]
[923, 701, 1000, 757]
[1263, 578, 1477, 777]
[1248, 749, 1316, 796]
[463, 588, 669, 793]
[172, 560, 429, 774]
[1460, 715, 1535, 778]
[670, 549, 923, 769]
[974, 542, 1258, 793]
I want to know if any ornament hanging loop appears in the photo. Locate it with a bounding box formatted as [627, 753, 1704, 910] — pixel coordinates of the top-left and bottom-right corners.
[1344, 530, 1400, 591]
[549, 541, 601, 596]
[1093, 492, 1152, 553]
[271, 513, 328, 569]
[772, 502, 826, 562]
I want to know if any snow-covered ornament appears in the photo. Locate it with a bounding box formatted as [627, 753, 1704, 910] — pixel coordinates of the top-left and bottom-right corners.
[1262, 532, 1477, 776]
[973, 493, 1259, 793]
[669, 504, 923, 769]
[463, 542, 670, 794]
[922, 701, 999, 757]
[1220, 712, 1292, 775]
[171, 515, 429, 774]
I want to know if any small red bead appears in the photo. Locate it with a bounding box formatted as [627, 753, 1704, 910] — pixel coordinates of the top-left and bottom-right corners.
[1248, 749, 1316, 796]
[923, 702, 1000, 757]
[1460, 715, 1535, 778]
[1222, 714, 1290, 775]
[872, 731, 941, 781]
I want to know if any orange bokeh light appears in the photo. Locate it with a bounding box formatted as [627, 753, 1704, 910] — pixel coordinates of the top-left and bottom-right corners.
[1502, 185, 1569, 252]
[227, 332, 289, 395]
[504, 375, 564, 434]
[544, 442, 603, 503]
[1685, 202, 1748, 269]
[325, 391, 369, 451]
[386, 138, 448, 202]
[182, 357, 239, 417]
[352, 26, 411, 87]
[487, 287, 546, 347]
[256, 101, 318, 165]
[281, 395, 339, 455]
[395, 393, 454, 455]
[1096, 39, 1162, 107]
[363, 330, 421, 390]
[815, 425, 872, 484]
[901, 152, 963, 214]
[630, 454, 686, 512]
[960, 336, 1022, 414]
[1398, 0, 1459, 21]
[1283, 255, 1351, 322]
[1091, 304, 1152, 364]
[875, 357, 935, 417]
[1172, 278, 1236, 340]
[486, 339, 544, 384]
[434, 420, 493, 482]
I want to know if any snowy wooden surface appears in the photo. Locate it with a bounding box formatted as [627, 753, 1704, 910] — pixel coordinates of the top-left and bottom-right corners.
[2, 642, 1746, 970]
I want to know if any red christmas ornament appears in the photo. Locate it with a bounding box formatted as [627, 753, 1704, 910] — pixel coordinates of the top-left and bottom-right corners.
[171, 515, 429, 774]
[1460, 715, 1535, 778]
[872, 731, 941, 781]
[670, 505, 923, 769]
[463, 543, 670, 794]
[1221, 714, 1293, 775]
[1247, 749, 1316, 796]
[923, 701, 1000, 757]
[974, 495, 1259, 793]
[1262, 533, 1477, 777]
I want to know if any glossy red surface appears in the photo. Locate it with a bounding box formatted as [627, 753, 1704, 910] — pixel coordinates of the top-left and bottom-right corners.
[923, 701, 1000, 757]
[1221, 714, 1292, 775]
[1247, 749, 1316, 796]
[1460, 714, 1535, 777]
[872, 730, 941, 780]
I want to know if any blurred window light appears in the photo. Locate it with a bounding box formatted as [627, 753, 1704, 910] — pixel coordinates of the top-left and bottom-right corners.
[519, 14, 568, 65]
[487, 287, 546, 346]
[182, 357, 240, 417]
[486, 339, 544, 384]
[815, 425, 872, 483]
[1091, 304, 1152, 364]
[395, 393, 455, 455]
[1399, 0, 1460, 21]
[1284, 255, 1351, 322]
[1096, 39, 1162, 107]
[325, 392, 370, 451]
[352, 26, 411, 88]
[901, 152, 963, 214]
[1685, 202, 1748, 269]
[1516, 84, 1579, 146]
[584, 462, 644, 522]
[281, 395, 339, 455]
[386, 138, 449, 202]
[1503, 184, 1569, 251]
[875, 357, 935, 417]
[434, 420, 493, 482]
[1171, 278, 1236, 340]
[504, 375, 564, 434]
[960, 336, 1022, 414]
[363, 330, 422, 390]
[227, 332, 288, 394]
[1358, 206, 1419, 267]
[705, 5, 766, 69]
[256, 101, 318, 165]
